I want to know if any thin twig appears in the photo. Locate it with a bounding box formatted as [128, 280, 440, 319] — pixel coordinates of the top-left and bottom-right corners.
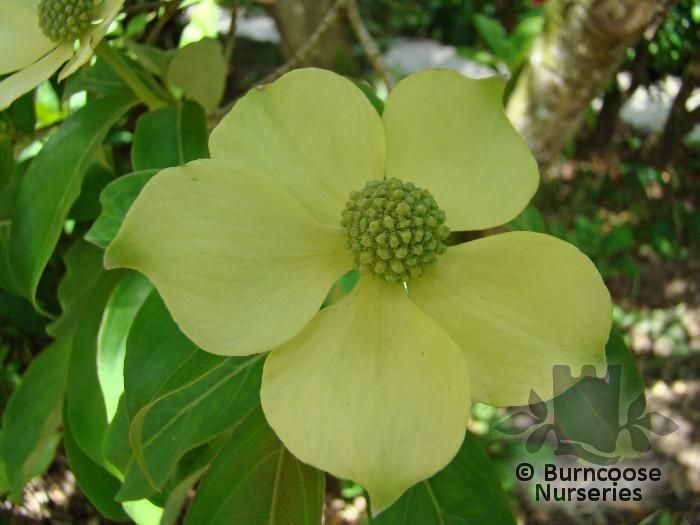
[344, 0, 394, 89]
[146, 0, 179, 45]
[212, 0, 392, 123]
[258, 0, 348, 85]
[223, 2, 240, 66]
[123, 0, 172, 15]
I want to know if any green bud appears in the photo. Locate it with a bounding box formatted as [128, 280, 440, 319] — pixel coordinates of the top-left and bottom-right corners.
[341, 177, 450, 283]
[39, 0, 95, 42]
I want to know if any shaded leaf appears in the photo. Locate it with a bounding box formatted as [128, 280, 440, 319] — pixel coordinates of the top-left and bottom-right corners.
[103, 396, 156, 502]
[1, 339, 70, 499]
[185, 408, 325, 525]
[8, 94, 134, 307]
[553, 326, 645, 457]
[125, 291, 264, 491]
[47, 240, 104, 338]
[131, 101, 209, 171]
[373, 432, 514, 525]
[69, 162, 117, 222]
[63, 411, 130, 521]
[63, 57, 130, 99]
[65, 270, 124, 463]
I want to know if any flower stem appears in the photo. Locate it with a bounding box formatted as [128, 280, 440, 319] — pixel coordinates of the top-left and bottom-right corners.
[95, 42, 166, 109]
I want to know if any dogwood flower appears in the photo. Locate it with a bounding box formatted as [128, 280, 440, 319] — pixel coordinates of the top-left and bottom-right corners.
[105, 68, 612, 512]
[0, 0, 123, 109]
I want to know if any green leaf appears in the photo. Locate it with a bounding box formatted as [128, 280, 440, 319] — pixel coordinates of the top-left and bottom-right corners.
[123, 499, 163, 525]
[125, 291, 264, 491]
[47, 240, 105, 338]
[185, 408, 325, 525]
[552, 326, 645, 460]
[0, 289, 47, 336]
[63, 57, 130, 99]
[98, 272, 153, 422]
[8, 93, 135, 308]
[85, 170, 159, 249]
[167, 39, 226, 113]
[159, 467, 206, 525]
[7, 90, 36, 135]
[63, 411, 130, 522]
[352, 79, 385, 115]
[125, 42, 174, 80]
[1, 339, 70, 500]
[124, 291, 225, 421]
[65, 270, 124, 464]
[505, 203, 547, 233]
[131, 101, 209, 171]
[606, 326, 645, 412]
[157, 434, 233, 521]
[473, 15, 516, 63]
[373, 433, 515, 524]
[104, 394, 232, 504]
[0, 145, 26, 295]
[69, 162, 117, 222]
[0, 132, 22, 221]
[103, 396, 156, 502]
[0, 223, 21, 295]
[0, 433, 9, 497]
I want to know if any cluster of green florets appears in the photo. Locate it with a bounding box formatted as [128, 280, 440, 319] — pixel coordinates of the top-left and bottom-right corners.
[38, 0, 94, 42]
[341, 178, 450, 283]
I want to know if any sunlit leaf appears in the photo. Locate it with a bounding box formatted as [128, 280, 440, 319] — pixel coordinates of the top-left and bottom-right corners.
[98, 272, 153, 422]
[167, 39, 226, 112]
[85, 170, 159, 249]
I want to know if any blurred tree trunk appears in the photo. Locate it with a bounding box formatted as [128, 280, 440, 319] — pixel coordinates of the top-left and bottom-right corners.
[507, 0, 673, 165]
[267, 0, 356, 73]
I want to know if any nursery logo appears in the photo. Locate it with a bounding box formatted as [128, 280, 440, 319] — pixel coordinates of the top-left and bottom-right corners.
[496, 365, 678, 465]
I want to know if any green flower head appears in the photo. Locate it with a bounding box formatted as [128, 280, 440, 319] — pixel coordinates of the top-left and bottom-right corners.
[105, 68, 612, 512]
[0, 0, 123, 110]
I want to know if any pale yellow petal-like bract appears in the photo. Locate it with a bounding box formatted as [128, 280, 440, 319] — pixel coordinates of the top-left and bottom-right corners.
[0, 0, 55, 75]
[0, 43, 72, 110]
[383, 69, 539, 231]
[261, 277, 470, 513]
[105, 159, 350, 356]
[209, 68, 386, 228]
[409, 232, 611, 407]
